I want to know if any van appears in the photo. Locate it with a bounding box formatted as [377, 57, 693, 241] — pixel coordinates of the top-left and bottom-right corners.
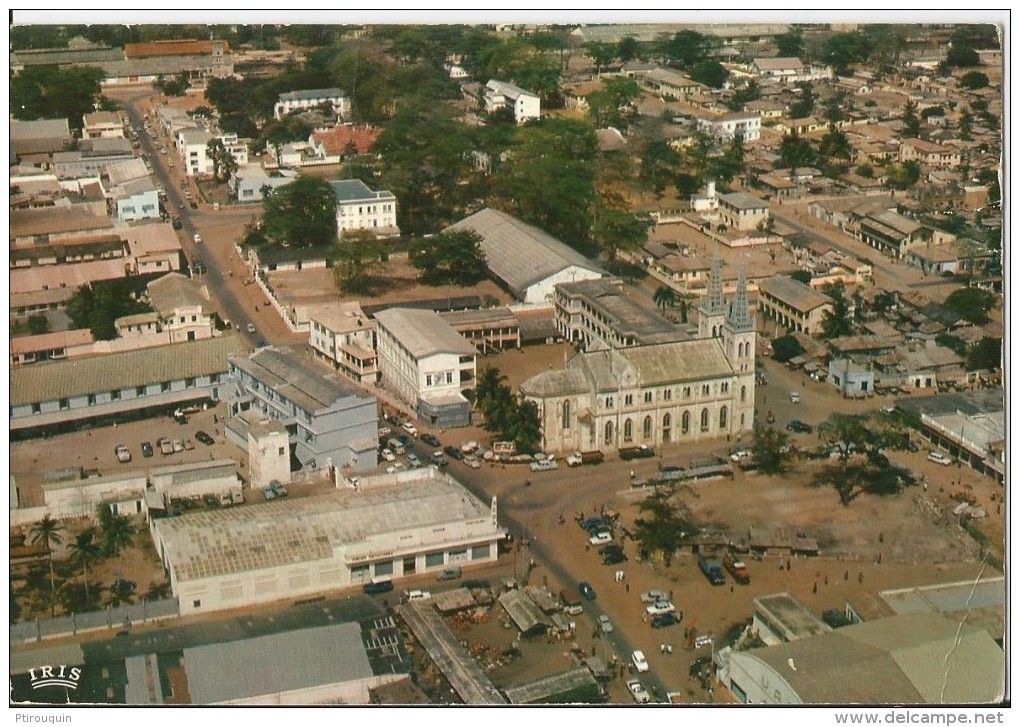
[405, 589, 432, 601]
[437, 566, 461, 581]
[387, 437, 406, 455]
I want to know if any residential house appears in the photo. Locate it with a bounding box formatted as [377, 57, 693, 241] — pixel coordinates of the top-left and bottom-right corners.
[122, 223, 184, 275]
[717, 192, 770, 231]
[898, 138, 962, 168]
[752, 57, 807, 81]
[484, 80, 541, 124]
[312, 124, 382, 157]
[226, 346, 379, 472]
[230, 166, 298, 202]
[10, 329, 96, 367]
[82, 111, 124, 139]
[856, 210, 932, 259]
[694, 110, 762, 141]
[274, 88, 349, 120]
[828, 357, 875, 397]
[111, 177, 160, 222]
[446, 208, 604, 305]
[757, 275, 833, 336]
[307, 301, 379, 385]
[10, 118, 71, 160]
[10, 205, 115, 246]
[52, 139, 134, 178]
[147, 272, 217, 343]
[156, 106, 199, 137]
[330, 179, 400, 238]
[374, 308, 477, 428]
[635, 67, 706, 101]
[521, 263, 756, 452]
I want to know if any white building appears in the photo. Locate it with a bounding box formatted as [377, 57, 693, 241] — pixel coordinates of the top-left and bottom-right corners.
[330, 179, 400, 238]
[112, 177, 160, 222]
[446, 207, 604, 305]
[374, 308, 477, 428]
[147, 272, 218, 343]
[307, 302, 379, 385]
[274, 88, 350, 120]
[717, 192, 770, 231]
[149, 468, 506, 616]
[484, 79, 541, 124]
[694, 110, 762, 141]
[522, 259, 757, 453]
[247, 418, 291, 489]
[82, 111, 125, 139]
[176, 128, 249, 177]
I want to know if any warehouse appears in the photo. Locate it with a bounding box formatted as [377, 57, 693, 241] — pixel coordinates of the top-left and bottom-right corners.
[150, 467, 505, 616]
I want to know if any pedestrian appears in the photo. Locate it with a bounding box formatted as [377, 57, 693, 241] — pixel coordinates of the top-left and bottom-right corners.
[730, 584, 734, 593]
[679, 609, 684, 622]
[858, 572, 863, 584]
[824, 574, 828, 585]
[844, 570, 849, 581]
[625, 583, 630, 594]
[813, 582, 817, 594]
[787, 560, 791, 572]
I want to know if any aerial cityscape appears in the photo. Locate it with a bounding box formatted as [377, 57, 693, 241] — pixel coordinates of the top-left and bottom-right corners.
[8, 17, 1006, 708]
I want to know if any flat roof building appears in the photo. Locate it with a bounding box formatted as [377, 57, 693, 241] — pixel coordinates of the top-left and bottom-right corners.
[150, 467, 505, 616]
[330, 179, 400, 238]
[554, 278, 685, 349]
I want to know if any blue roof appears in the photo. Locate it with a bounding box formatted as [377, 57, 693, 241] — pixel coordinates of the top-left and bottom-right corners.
[329, 179, 394, 203]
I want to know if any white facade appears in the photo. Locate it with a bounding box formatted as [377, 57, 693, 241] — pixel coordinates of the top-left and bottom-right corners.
[484, 79, 541, 124]
[248, 420, 291, 488]
[695, 112, 762, 141]
[308, 303, 379, 384]
[522, 265, 604, 306]
[274, 88, 350, 120]
[115, 186, 160, 222]
[330, 179, 399, 238]
[177, 129, 249, 177]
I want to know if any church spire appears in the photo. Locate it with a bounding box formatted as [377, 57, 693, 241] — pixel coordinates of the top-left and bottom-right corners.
[700, 247, 727, 317]
[727, 264, 754, 332]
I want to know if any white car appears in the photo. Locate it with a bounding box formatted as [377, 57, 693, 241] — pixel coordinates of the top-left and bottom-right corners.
[406, 453, 422, 469]
[115, 445, 132, 463]
[193, 234, 202, 244]
[597, 614, 614, 634]
[632, 650, 650, 673]
[646, 600, 676, 616]
[529, 458, 559, 472]
[729, 449, 752, 462]
[403, 423, 418, 437]
[627, 679, 651, 704]
[589, 531, 613, 546]
[463, 454, 481, 469]
[405, 589, 431, 601]
[381, 448, 396, 462]
[640, 590, 668, 604]
[928, 451, 953, 466]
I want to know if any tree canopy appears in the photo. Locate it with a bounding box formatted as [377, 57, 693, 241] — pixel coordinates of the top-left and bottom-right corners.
[632, 486, 695, 566]
[409, 230, 488, 286]
[11, 66, 106, 131]
[752, 424, 793, 474]
[66, 280, 152, 341]
[944, 286, 995, 325]
[260, 176, 338, 248]
[592, 208, 650, 261]
[958, 71, 990, 90]
[473, 367, 542, 453]
[814, 414, 916, 505]
[819, 282, 855, 339]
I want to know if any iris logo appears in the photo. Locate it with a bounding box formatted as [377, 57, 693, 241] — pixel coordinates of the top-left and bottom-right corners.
[28, 665, 81, 691]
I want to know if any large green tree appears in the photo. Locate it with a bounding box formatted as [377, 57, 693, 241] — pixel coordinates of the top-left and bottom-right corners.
[66, 280, 152, 341]
[261, 176, 338, 248]
[944, 286, 996, 325]
[774, 28, 804, 58]
[822, 32, 873, 75]
[820, 282, 855, 339]
[689, 60, 729, 89]
[592, 208, 650, 261]
[752, 424, 793, 474]
[814, 414, 915, 505]
[331, 230, 383, 295]
[779, 132, 816, 177]
[409, 230, 488, 286]
[11, 66, 106, 131]
[632, 486, 695, 566]
[968, 337, 1002, 371]
[901, 101, 921, 138]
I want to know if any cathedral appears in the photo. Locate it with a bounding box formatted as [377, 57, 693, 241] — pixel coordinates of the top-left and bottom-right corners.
[521, 257, 756, 453]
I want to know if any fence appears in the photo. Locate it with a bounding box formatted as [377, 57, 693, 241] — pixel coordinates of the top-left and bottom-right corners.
[10, 597, 180, 644]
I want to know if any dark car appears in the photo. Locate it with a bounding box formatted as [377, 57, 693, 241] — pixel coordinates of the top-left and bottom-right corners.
[786, 420, 813, 434]
[444, 445, 464, 461]
[195, 430, 215, 446]
[463, 579, 491, 591]
[189, 201, 198, 209]
[363, 580, 394, 595]
[578, 581, 596, 601]
[598, 543, 622, 555]
[141, 441, 154, 458]
[203, 494, 220, 508]
[602, 552, 627, 565]
[652, 613, 680, 629]
[420, 433, 441, 447]
[171, 216, 183, 229]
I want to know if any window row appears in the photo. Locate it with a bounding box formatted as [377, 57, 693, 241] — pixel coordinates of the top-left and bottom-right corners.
[602, 406, 730, 444]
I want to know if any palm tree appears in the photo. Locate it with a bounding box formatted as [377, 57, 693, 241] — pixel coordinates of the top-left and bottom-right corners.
[67, 528, 103, 609]
[144, 581, 172, 601]
[29, 514, 63, 616]
[475, 367, 508, 410]
[653, 286, 677, 314]
[101, 513, 137, 560]
[104, 579, 137, 608]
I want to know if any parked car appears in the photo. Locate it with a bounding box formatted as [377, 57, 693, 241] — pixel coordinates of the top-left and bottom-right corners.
[430, 452, 448, 468]
[183, 438, 194, 450]
[578, 581, 596, 601]
[631, 650, 650, 673]
[729, 449, 752, 462]
[363, 580, 393, 595]
[195, 430, 215, 446]
[141, 441, 154, 458]
[790, 391, 801, 403]
[463, 454, 481, 469]
[115, 445, 132, 463]
[403, 423, 418, 437]
[786, 420, 813, 434]
[646, 600, 676, 616]
[640, 590, 668, 604]
[381, 448, 396, 462]
[172, 439, 185, 453]
[378, 426, 392, 439]
[651, 613, 680, 629]
[420, 433, 441, 447]
[444, 445, 464, 461]
[271, 483, 288, 497]
[597, 614, 614, 634]
[928, 451, 953, 466]
[627, 679, 651, 704]
[193, 233, 202, 244]
[602, 551, 627, 565]
[159, 439, 174, 455]
[436, 566, 462, 581]
[589, 531, 613, 546]
[529, 458, 559, 472]
[404, 589, 432, 601]
[262, 486, 276, 501]
[247, 323, 256, 334]
[406, 453, 422, 469]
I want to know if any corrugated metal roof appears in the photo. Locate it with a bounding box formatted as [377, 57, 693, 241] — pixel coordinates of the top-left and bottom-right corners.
[147, 273, 209, 314]
[233, 346, 370, 414]
[375, 308, 480, 359]
[585, 338, 734, 388]
[446, 208, 603, 299]
[758, 275, 831, 313]
[278, 87, 343, 102]
[11, 335, 245, 406]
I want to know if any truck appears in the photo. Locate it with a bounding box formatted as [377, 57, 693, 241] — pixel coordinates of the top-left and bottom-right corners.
[619, 445, 655, 461]
[559, 587, 584, 615]
[698, 555, 726, 586]
[722, 553, 750, 585]
[566, 450, 605, 467]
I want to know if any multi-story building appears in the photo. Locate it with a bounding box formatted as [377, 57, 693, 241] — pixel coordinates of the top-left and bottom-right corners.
[330, 179, 400, 238]
[176, 128, 249, 177]
[112, 177, 160, 222]
[757, 275, 834, 336]
[439, 307, 521, 353]
[855, 210, 932, 259]
[484, 80, 541, 124]
[898, 138, 962, 168]
[553, 278, 685, 349]
[718, 192, 770, 231]
[522, 259, 756, 452]
[374, 308, 477, 428]
[226, 346, 379, 472]
[694, 110, 762, 141]
[307, 301, 379, 384]
[273, 87, 350, 120]
[147, 272, 218, 343]
[82, 111, 125, 139]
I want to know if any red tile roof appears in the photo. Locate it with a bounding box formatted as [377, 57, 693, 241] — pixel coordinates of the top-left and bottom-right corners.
[312, 124, 382, 156]
[124, 40, 228, 59]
